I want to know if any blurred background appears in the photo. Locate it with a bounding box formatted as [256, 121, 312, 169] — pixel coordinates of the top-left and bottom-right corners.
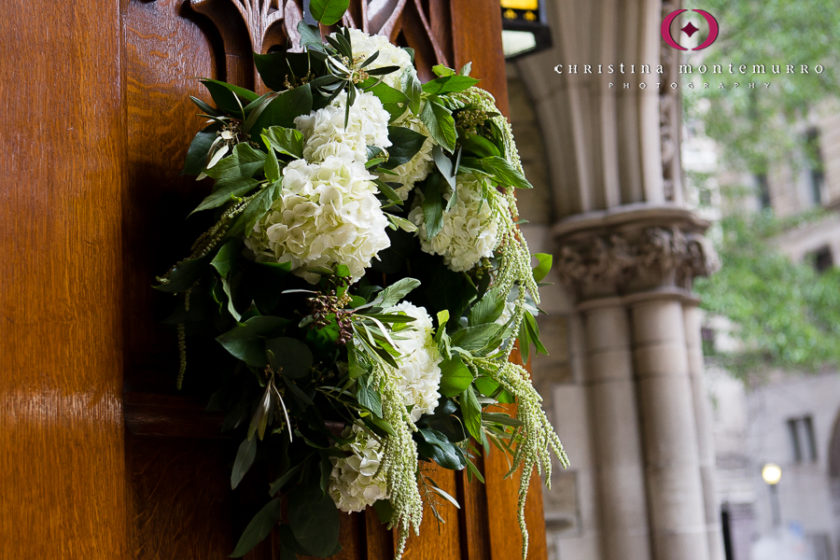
[499, 1, 840, 559]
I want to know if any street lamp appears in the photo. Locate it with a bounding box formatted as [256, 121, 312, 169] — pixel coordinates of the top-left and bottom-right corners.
[761, 462, 782, 527]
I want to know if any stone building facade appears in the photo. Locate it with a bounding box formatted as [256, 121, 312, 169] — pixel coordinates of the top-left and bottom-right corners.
[502, 2, 724, 559]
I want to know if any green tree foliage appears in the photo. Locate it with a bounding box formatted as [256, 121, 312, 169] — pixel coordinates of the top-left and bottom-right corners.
[683, 0, 839, 174]
[695, 211, 840, 377]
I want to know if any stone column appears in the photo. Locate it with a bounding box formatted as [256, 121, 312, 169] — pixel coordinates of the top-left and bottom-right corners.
[554, 207, 719, 560]
[579, 297, 652, 560]
[684, 302, 726, 560]
[629, 291, 709, 560]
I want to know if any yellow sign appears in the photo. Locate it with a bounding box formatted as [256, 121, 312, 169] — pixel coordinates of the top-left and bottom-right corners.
[500, 0, 538, 10]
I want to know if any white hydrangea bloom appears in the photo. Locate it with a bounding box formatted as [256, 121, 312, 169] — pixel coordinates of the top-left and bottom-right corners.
[387, 301, 443, 421]
[380, 112, 436, 201]
[244, 156, 390, 283]
[343, 28, 415, 91]
[329, 424, 389, 513]
[295, 90, 391, 164]
[409, 173, 501, 272]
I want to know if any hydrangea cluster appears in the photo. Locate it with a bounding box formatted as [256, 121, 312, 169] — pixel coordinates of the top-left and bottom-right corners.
[295, 90, 392, 164]
[343, 28, 415, 90]
[409, 172, 501, 272]
[328, 423, 389, 513]
[245, 156, 390, 283]
[387, 302, 442, 421]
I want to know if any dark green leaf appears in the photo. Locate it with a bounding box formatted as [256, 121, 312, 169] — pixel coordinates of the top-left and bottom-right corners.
[469, 290, 505, 326]
[433, 146, 456, 188]
[192, 177, 261, 214]
[200, 79, 257, 115]
[474, 156, 534, 189]
[249, 85, 313, 135]
[183, 128, 219, 175]
[417, 428, 466, 470]
[264, 150, 281, 183]
[269, 463, 304, 496]
[231, 437, 257, 489]
[461, 133, 501, 158]
[217, 316, 288, 366]
[155, 257, 208, 293]
[422, 174, 445, 239]
[402, 70, 422, 114]
[228, 180, 282, 237]
[383, 126, 427, 168]
[438, 356, 473, 397]
[373, 179, 403, 205]
[366, 81, 409, 105]
[230, 498, 283, 557]
[309, 0, 349, 25]
[287, 485, 340, 556]
[474, 376, 499, 397]
[266, 337, 314, 379]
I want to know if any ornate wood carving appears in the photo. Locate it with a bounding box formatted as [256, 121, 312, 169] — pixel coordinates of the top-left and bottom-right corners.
[189, 0, 452, 88]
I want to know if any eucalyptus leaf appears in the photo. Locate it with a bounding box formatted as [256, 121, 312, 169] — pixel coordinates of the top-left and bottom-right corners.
[231, 437, 257, 489]
[230, 498, 284, 557]
[183, 128, 219, 175]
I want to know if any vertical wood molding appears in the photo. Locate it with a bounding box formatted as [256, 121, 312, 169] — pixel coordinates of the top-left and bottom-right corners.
[0, 1, 128, 558]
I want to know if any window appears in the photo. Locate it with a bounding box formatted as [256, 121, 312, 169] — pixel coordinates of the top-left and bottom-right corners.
[755, 173, 771, 209]
[787, 415, 817, 462]
[804, 128, 825, 206]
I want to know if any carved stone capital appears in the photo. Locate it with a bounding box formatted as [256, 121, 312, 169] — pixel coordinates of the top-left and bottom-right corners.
[553, 205, 719, 300]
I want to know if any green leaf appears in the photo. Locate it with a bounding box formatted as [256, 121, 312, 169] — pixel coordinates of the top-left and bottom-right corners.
[461, 133, 501, 158]
[432, 64, 456, 77]
[249, 85, 313, 135]
[155, 256, 208, 293]
[366, 80, 409, 104]
[438, 356, 473, 397]
[230, 498, 283, 557]
[356, 381, 383, 418]
[422, 174, 445, 239]
[264, 150, 281, 183]
[191, 177, 261, 214]
[266, 337, 314, 379]
[228, 180, 283, 237]
[433, 146, 456, 188]
[533, 252, 553, 282]
[261, 126, 304, 159]
[422, 75, 480, 96]
[308, 0, 349, 25]
[373, 179, 403, 205]
[417, 428, 466, 470]
[287, 485, 340, 556]
[421, 101, 457, 153]
[231, 437, 257, 489]
[269, 463, 304, 496]
[450, 323, 502, 352]
[211, 240, 243, 320]
[183, 128, 219, 175]
[402, 70, 422, 114]
[474, 376, 499, 397]
[205, 143, 266, 182]
[297, 21, 325, 51]
[383, 126, 427, 168]
[370, 277, 421, 308]
[472, 156, 534, 189]
[469, 290, 505, 326]
[217, 316, 288, 367]
[200, 79, 257, 115]
[460, 387, 483, 441]
[386, 213, 418, 233]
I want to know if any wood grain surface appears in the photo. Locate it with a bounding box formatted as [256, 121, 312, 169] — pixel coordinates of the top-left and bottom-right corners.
[0, 1, 128, 558]
[0, 0, 548, 558]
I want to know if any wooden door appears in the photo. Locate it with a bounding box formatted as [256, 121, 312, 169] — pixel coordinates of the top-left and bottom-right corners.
[0, 1, 547, 558]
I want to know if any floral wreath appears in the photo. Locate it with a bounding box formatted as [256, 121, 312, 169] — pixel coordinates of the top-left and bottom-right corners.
[157, 7, 567, 559]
